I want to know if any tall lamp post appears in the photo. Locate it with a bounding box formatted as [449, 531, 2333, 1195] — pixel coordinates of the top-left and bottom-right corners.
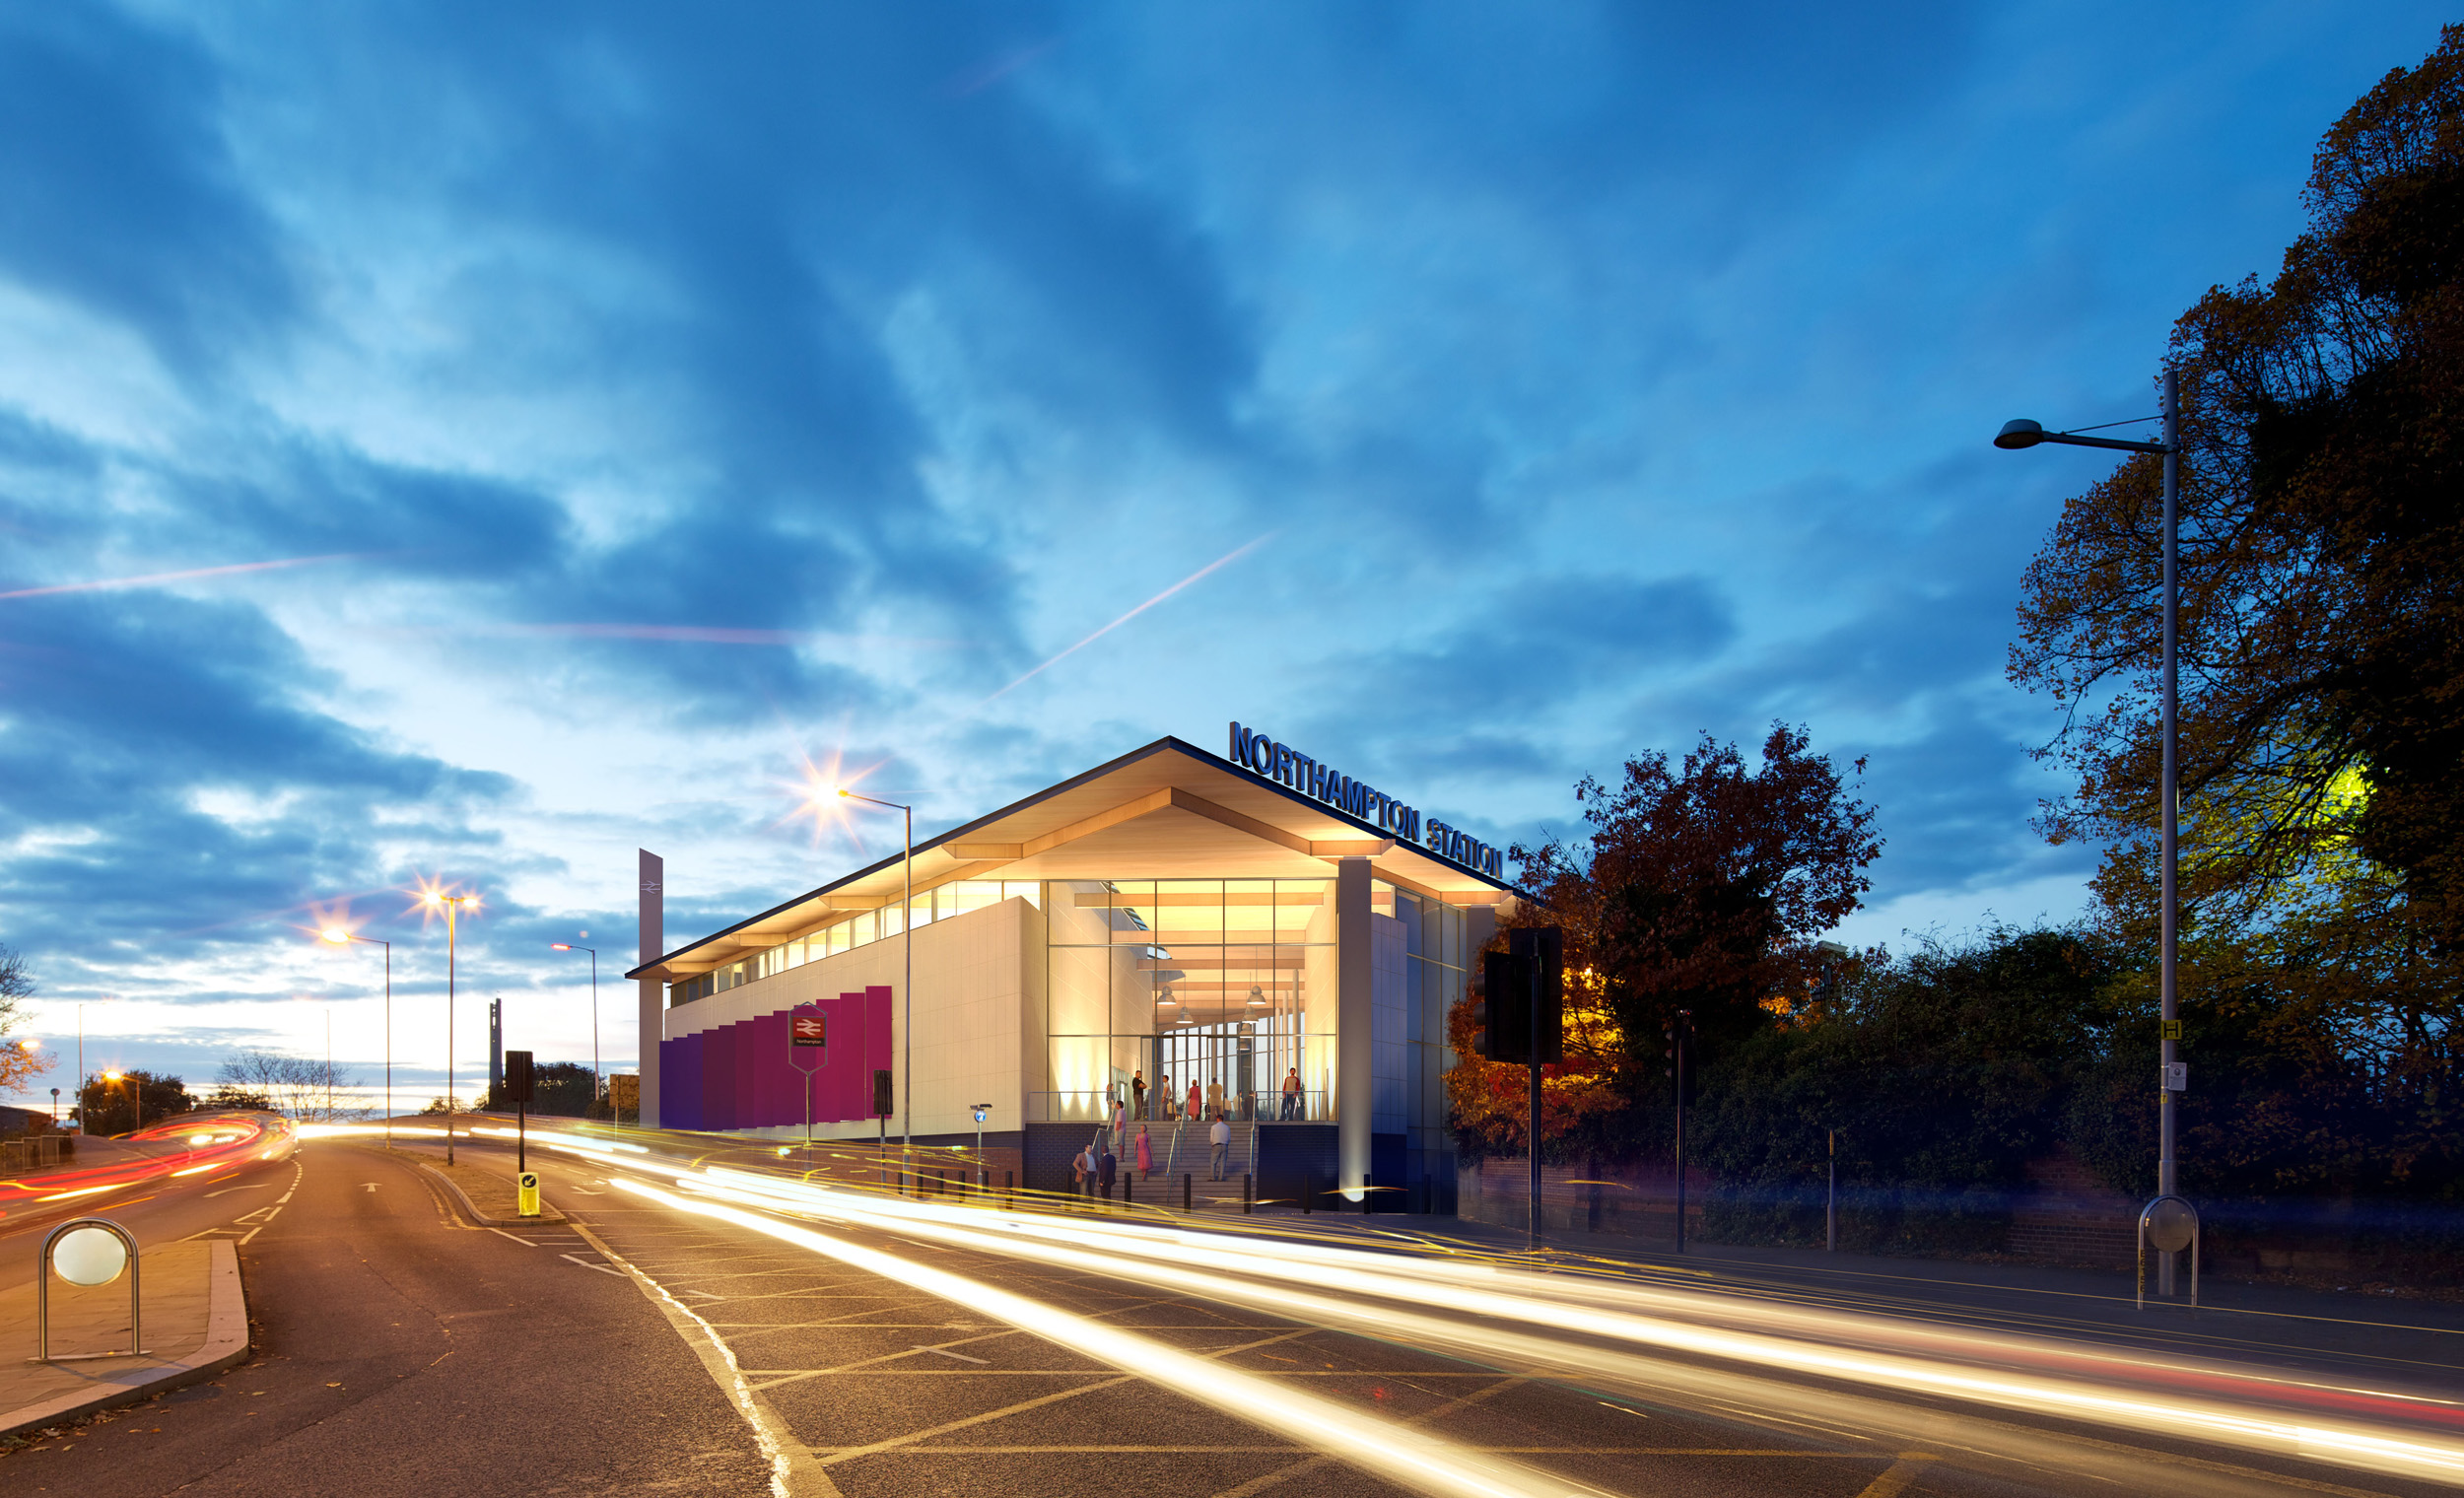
[836, 789, 915, 1157]
[423, 888, 481, 1165]
[550, 942, 601, 1129]
[321, 928, 391, 1146]
[1997, 369, 2185, 1292]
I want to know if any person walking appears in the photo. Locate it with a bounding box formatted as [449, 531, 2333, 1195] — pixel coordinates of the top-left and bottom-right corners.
[1135, 1123, 1152, 1179]
[1131, 1069, 1147, 1121]
[1111, 1094, 1127, 1150]
[1280, 1067, 1303, 1121]
[1098, 1141, 1118, 1206]
[1187, 1077, 1202, 1122]
[1208, 1113, 1231, 1182]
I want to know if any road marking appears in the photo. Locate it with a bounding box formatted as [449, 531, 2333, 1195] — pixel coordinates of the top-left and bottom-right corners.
[562, 1216, 842, 1498]
[562, 1253, 627, 1277]
[910, 1345, 991, 1365]
[1855, 1454, 1938, 1498]
[204, 1185, 269, 1198]
[362, 1183, 379, 1192]
[488, 1227, 537, 1247]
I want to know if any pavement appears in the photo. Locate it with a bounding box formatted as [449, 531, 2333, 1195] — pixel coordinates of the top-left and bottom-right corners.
[0, 1240, 249, 1439]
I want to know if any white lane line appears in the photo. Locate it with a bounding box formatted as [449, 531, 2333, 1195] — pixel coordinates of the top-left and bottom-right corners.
[563, 1253, 628, 1278]
[912, 1345, 991, 1365]
[488, 1227, 537, 1247]
[204, 1185, 269, 1198]
[562, 1214, 841, 1497]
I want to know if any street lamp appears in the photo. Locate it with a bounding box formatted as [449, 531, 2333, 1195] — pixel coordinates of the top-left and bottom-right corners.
[550, 942, 603, 1130]
[102, 1068, 134, 1134]
[321, 928, 392, 1146]
[422, 887, 481, 1165]
[1997, 369, 2186, 1290]
[836, 789, 916, 1158]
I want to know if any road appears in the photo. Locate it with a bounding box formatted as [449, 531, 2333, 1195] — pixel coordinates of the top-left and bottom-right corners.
[7, 1121, 2462, 1497]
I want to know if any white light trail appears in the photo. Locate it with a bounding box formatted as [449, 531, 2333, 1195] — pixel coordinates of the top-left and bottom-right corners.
[0, 553, 364, 601]
[612, 1177, 1595, 1498]
[651, 1166, 2464, 1489]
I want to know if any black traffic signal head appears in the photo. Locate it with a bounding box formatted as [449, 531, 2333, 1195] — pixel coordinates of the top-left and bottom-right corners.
[1506, 926, 1565, 1065]
[1477, 950, 1533, 1064]
[503, 1050, 534, 1105]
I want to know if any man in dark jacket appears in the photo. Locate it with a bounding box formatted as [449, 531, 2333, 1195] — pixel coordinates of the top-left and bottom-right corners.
[1097, 1143, 1118, 1205]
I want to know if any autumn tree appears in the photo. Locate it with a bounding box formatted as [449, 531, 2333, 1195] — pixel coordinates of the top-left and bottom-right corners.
[1454, 725, 1882, 1159]
[2012, 27, 2464, 1167]
[0, 944, 52, 1095]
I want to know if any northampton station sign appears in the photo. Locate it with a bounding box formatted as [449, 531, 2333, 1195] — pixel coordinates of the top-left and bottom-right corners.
[1226, 721, 1504, 879]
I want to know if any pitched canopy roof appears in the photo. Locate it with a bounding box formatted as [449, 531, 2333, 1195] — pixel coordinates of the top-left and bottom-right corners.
[626, 735, 1515, 981]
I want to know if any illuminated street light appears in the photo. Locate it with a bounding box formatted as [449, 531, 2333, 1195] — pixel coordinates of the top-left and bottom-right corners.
[835, 787, 915, 1158]
[322, 926, 393, 1146]
[549, 941, 605, 1130]
[420, 886, 481, 1164]
[1997, 372, 2186, 1293]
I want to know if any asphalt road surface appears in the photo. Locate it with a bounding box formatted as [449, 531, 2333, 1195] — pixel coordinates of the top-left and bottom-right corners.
[9, 1127, 2462, 1498]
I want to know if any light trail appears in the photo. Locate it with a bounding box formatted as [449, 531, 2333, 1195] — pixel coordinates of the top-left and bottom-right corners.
[611, 1176, 1598, 1498]
[434, 623, 962, 647]
[0, 553, 364, 601]
[985, 532, 1275, 700]
[578, 1154, 2464, 1490]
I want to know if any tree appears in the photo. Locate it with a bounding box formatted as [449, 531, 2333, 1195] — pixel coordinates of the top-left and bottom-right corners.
[216, 1050, 364, 1122]
[2011, 26, 2464, 1191]
[77, 1069, 192, 1135]
[1456, 725, 1882, 1159]
[0, 944, 51, 1095]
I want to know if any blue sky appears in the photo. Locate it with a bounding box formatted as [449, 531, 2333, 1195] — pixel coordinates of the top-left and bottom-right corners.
[0, 2, 2447, 1104]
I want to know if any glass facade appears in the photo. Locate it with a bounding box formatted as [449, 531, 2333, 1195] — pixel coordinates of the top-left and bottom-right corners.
[1040, 879, 1335, 1124]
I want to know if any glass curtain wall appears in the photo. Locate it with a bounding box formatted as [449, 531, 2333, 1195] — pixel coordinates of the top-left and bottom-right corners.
[1041, 878, 1335, 1124]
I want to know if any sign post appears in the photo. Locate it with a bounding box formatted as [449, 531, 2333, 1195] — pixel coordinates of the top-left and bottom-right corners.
[872, 1068, 894, 1192]
[972, 1104, 992, 1192]
[790, 1004, 826, 1169]
[504, 1050, 535, 1209]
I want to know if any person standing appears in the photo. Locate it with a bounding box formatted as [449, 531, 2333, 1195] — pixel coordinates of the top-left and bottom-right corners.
[1135, 1123, 1152, 1179]
[1187, 1077, 1202, 1122]
[1131, 1069, 1147, 1121]
[1158, 1073, 1174, 1121]
[1205, 1076, 1224, 1120]
[1111, 1094, 1127, 1149]
[1098, 1141, 1118, 1206]
[1071, 1144, 1091, 1202]
[1208, 1113, 1231, 1182]
[1280, 1067, 1303, 1121]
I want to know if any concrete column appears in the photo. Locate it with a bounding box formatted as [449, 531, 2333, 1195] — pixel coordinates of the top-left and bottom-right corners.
[638, 849, 663, 1128]
[1336, 856, 1372, 1202]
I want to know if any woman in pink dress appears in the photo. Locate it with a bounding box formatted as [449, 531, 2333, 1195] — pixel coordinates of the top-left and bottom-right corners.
[1135, 1124, 1152, 1179]
[1186, 1079, 1202, 1121]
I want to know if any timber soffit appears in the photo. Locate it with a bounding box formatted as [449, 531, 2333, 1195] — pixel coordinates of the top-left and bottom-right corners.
[625, 734, 1517, 979]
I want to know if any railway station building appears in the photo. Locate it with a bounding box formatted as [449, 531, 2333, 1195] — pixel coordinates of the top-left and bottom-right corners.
[625, 727, 1516, 1206]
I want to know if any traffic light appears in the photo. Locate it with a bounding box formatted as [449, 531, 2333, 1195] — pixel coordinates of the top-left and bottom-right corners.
[504, 1050, 535, 1106]
[1473, 951, 1532, 1063]
[1508, 926, 1564, 1065]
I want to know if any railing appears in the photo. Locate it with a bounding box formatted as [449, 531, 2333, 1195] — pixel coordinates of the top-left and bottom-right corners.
[1026, 1090, 1333, 1124]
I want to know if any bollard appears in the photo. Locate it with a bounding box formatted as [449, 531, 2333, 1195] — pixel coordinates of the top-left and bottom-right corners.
[1125, 1176, 1133, 1208]
[1244, 1173, 1253, 1214]
[1183, 1173, 1192, 1212]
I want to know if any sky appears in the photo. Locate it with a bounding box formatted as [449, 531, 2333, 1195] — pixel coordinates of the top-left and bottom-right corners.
[0, 2, 2450, 1107]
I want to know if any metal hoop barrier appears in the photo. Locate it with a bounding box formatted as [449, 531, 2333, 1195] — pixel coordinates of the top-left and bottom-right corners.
[35, 1216, 145, 1362]
[2136, 1193, 2200, 1311]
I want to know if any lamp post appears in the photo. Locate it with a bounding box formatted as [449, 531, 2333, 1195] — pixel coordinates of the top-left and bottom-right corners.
[550, 942, 601, 1129]
[1997, 370, 2184, 1292]
[321, 929, 391, 1145]
[423, 889, 481, 1165]
[837, 789, 915, 1158]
